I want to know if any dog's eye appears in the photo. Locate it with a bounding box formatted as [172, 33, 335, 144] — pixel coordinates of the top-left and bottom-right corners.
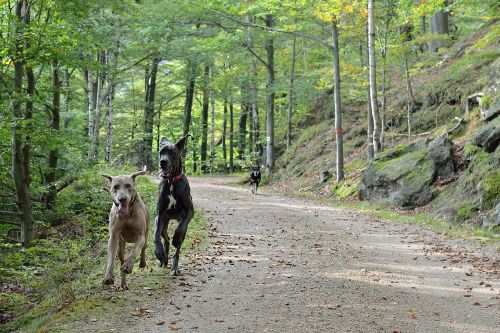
[125, 184, 132, 189]
[113, 185, 120, 191]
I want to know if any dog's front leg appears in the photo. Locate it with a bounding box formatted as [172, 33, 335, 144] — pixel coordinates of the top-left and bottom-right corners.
[171, 208, 194, 276]
[154, 215, 168, 267]
[103, 233, 119, 285]
[122, 234, 145, 275]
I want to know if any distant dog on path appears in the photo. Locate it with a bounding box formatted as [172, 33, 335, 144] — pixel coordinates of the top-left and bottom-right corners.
[102, 171, 150, 290]
[154, 135, 194, 276]
[250, 166, 261, 194]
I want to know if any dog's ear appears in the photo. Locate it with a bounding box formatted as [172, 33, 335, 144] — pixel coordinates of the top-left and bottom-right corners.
[102, 186, 111, 195]
[160, 137, 170, 146]
[175, 134, 191, 153]
[130, 170, 147, 182]
[102, 174, 113, 182]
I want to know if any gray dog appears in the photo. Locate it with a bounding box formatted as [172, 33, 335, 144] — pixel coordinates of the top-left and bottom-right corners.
[102, 170, 150, 290]
[154, 135, 194, 276]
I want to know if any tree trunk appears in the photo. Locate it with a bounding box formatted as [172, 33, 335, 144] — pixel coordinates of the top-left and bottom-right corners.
[287, 34, 297, 149]
[86, 68, 96, 154]
[45, 60, 61, 210]
[105, 20, 120, 165]
[201, 66, 209, 173]
[12, 0, 33, 247]
[368, 0, 382, 154]
[401, 42, 414, 139]
[229, 98, 234, 172]
[223, 99, 228, 171]
[363, 28, 374, 160]
[265, 14, 275, 176]
[90, 52, 105, 162]
[332, 21, 344, 181]
[209, 90, 215, 174]
[239, 102, 248, 160]
[183, 65, 196, 160]
[246, 15, 260, 156]
[105, 84, 114, 164]
[429, 1, 449, 53]
[143, 57, 161, 171]
[380, 22, 389, 151]
[61, 69, 71, 129]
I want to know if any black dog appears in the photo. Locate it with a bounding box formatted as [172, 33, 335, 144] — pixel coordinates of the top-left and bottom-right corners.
[250, 166, 261, 194]
[154, 135, 194, 276]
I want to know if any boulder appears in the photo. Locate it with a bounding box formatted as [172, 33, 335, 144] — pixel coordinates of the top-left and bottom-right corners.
[483, 202, 500, 228]
[359, 149, 435, 208]
[472, 117, 500, 153]
[428, 136, 455, 178]
[358, 136, 457, 208]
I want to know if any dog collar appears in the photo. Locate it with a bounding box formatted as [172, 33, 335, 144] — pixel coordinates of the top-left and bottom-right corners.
[172, 172, 183, 183]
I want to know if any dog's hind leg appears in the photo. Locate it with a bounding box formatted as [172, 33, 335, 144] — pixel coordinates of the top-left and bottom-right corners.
[171, 208, 194, 276]
[154, 215, 169, 267]
[102, 233, 119, 285]
[139, 242, 147, 269]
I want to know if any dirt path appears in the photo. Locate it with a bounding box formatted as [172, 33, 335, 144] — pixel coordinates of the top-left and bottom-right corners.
[54, 176, 499, 333]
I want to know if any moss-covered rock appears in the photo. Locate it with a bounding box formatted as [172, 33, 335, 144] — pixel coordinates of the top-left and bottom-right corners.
[358, 135, 460, 208]
[432, 140, 500, 224]
[359, 149, 435, 208]
[472, 116, 500, 152]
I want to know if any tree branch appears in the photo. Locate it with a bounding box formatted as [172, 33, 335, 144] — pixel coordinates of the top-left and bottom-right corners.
[246, 46, 268, 69]
[183, 0, 331, 48]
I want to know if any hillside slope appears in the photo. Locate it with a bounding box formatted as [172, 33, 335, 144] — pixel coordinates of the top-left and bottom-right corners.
[272, 21, 500, 233]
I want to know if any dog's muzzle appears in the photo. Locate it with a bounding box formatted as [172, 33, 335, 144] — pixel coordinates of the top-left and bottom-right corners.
[116, 196, 130, 216]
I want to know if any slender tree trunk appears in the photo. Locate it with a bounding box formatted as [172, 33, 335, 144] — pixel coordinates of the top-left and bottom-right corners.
[105, 85, 114, 164]
[229, 98, 234, 172]
[143, 57, 161, 171]
[359, 33, 375, 160]
[246, 15, 260, 156]
[86, 68, 96, 154]
[62, 69, 71, 129]
[44, 60, 61, 210]
[183, 65, 196, 160]
[201, 66, 209, 173]
[12, 0, 33, 247]
[380, 22, 389, 150]
[209, 90, 215, 174]
[401, 42, 414, 140]
[90, 52, 105, 161]
[332, 21, 344, 181]
[131, 76, 138, 140]
[265, 14, 275, 176]
[239, 102, 248, 160]
[287, 34, 297, 149]
[368, 0, 382, 154]
[223, 99, 228, 171]
[105, 19, 120, 165]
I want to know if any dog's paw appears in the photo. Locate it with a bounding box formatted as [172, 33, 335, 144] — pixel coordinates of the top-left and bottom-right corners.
[118, 283, 129, 291]
[121, 261, 134, 274]
[139, 259, 146, 269]
[102, 276, 114, 285]
[154, 247, 168, 267]
[171, 268, 181, 277]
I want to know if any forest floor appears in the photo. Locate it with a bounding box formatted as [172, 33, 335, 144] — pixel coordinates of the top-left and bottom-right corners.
[41, 176, 499, 333]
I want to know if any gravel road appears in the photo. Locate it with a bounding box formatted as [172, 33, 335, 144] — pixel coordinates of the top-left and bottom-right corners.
[53, 176, 500, 333]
